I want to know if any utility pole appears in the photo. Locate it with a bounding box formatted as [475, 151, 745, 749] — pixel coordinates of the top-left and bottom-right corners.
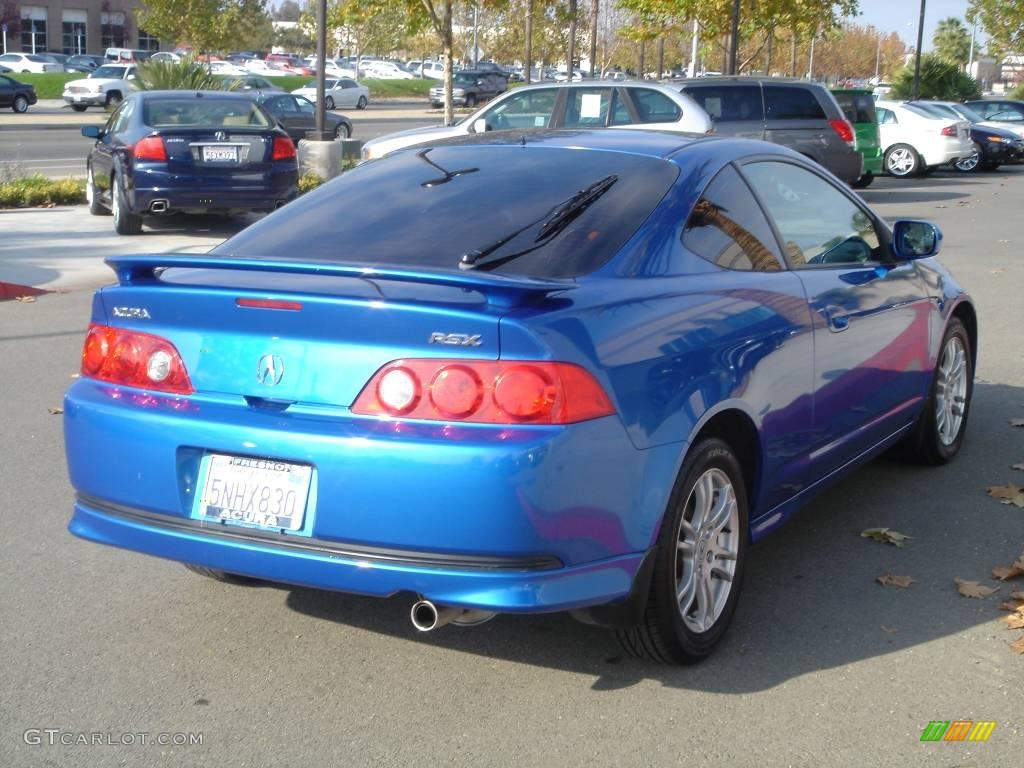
[727, 0, 740, 74]
[875, 33, 881, 80]
[968, 15, 978, 71]
[657, 37, 664, 79]
[525, 0, 533, 83]
[567, 0, 577, 78]
[472, 5, 479, 68]
[313, 0, 328, 139]
[912, 0, 926, 99]
[807, 32, 816, 79]
[589, 0, 598, 78]
[689, 19, 699, 77]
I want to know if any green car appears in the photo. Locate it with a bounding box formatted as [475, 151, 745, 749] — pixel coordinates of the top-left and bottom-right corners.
[831, 88, 882, 188]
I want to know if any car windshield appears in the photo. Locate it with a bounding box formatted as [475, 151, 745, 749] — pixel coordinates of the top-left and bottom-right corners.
[92, 66, 127, 78]
[454, 73, 477, 84]
[213, 144, 679, 278]
[143, 98, 272, 128]
[951, 104, 985, 123]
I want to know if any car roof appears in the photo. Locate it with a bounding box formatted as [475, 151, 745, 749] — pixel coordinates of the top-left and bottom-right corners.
[136, 90, 259, 102]
[677, 76, 819, 86]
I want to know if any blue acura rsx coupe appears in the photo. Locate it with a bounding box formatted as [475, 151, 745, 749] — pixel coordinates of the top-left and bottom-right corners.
[64, 129, 975, 664]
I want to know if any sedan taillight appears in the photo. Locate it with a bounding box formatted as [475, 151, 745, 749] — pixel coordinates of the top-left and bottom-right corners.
[81, 324, 193, 395]
[940, 125, 958, 137]
[272, 135, 296, 161]
[352, 359, 615, 424]
[133, 136, 167, 162]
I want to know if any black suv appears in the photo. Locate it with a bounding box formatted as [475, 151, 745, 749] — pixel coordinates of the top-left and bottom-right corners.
[430, 71, 507, 108]
[676, 77, 862, 183]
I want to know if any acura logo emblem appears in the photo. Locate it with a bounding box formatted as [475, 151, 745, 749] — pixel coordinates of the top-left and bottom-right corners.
[215, 130, 227, 141]
[256, 354, 284, 386]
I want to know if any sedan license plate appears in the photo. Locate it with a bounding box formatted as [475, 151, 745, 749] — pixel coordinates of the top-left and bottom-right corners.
[196, 454, 312, 531]
[202, 145, 238, 163]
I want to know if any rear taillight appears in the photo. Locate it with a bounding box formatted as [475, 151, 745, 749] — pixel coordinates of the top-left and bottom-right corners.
[940, 124, 958, 137]
[81, 324, 193, 394]
[352, 359, 615, 425]
[272, 135, 296, 161]
[133, 136, 167, 162]
[829, 118, 855, 146]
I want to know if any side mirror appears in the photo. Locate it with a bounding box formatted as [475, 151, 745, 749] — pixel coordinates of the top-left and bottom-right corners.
[892, 220, 941, 259]
[473, 118, 488, 133]
[81, 125, 101, 139]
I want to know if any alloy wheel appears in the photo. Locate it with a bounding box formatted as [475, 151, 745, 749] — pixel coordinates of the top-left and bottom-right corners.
[935, 335, 968, 446]
[887, 147, 916, 176]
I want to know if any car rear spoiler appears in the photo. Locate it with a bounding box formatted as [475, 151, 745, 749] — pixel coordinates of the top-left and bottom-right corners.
[105, 255, 576, 308]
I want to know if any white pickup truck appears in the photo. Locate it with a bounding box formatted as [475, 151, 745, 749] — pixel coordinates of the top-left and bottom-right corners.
[63, 64, 137, 111]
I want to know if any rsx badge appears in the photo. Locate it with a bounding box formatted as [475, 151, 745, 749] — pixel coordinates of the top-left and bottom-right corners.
[429, 332, 482, 347]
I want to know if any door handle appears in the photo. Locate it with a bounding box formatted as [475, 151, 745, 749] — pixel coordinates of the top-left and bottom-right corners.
[819, 305, 849, 332]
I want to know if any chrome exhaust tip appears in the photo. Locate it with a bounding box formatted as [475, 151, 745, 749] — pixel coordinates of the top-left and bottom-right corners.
[410, 599, 496, 632]
[150, 199, 169, 214]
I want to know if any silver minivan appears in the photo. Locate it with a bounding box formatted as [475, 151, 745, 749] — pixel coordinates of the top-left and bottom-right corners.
[676, 77, 862, 183]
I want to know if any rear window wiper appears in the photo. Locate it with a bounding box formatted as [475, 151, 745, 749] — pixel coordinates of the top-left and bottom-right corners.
[459, 174, 618, 272]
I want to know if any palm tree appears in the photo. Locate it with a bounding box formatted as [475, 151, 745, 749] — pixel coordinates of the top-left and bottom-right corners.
[933, 17, 970, 68]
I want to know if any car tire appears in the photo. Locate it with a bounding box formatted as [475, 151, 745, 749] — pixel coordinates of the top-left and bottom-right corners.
[86, 165, 108, 216]
[615, 437, 748, 664]
[851, 172, 874, 188]
[70, 104, 88, 112]
[902, 318, 973, 465]
[105, 91, 122, 109]
[954, 142, 983, 173]
[334, 122, 350, 139]
[884, 144, 920, 177]
[357, 95, 367, 110]
[465, 94, 477, 108]
[981, 162, 1000, 171]
[12, 95, 29, 113]
[183, 564, 261, 585]
[112, 173, 143, 235]
[324, 95, 335, 110]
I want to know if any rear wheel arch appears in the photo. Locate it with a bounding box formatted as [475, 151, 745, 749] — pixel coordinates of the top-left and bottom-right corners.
[688, 409, 761, 522]
[950, 300, 977, 364]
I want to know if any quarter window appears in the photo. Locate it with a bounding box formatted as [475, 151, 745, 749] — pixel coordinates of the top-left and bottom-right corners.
[763, 86, 827, 120]
[743, 161, 882, 267]
[683, 165, 784, 272]
[563, 88, 614, 127]
[632, 89, 682, 123]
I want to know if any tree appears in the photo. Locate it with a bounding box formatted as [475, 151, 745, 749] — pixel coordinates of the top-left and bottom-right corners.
[968, 0, 1024, 57]
[890, 54, 981, 100]
[274, 0, 303, 21]
[933, 17, 970, 68]
[137, 0, 274, 53]
[274, 24, 315, 52]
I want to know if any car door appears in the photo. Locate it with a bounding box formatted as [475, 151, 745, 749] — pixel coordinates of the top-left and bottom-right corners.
[263, 95, 303, 140]
[337, 78, 358, 107]
[740, 159, 932, 479]
[478, 88, 560, 131]
[559, 87, 616, 127]
[0, 75, 13, 107]
[680, 83, 765, 139]
[90, 99, 134, 196]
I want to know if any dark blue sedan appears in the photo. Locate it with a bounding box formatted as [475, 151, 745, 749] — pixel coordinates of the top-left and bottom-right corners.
[81, 90, 299, 234]
[64, 130, 975, 663]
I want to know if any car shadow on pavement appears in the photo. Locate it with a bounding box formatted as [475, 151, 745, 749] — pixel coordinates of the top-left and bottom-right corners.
[140, 213, 264, 237]
[858, 189, 972, 204]
[283, 381, 1024, 691]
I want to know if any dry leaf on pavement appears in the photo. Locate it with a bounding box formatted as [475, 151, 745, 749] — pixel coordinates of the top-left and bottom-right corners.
[992, 563, 1024, 581]
[999, 614, 1024, 630]
[955, 578, 999, 599]
[861, 528, 912, 547]
[986, 484, 1024, 507]
[1011, 589, 1024, 601]
[1000, 600, 1024, 611]
[1011, 636, 1024, 655]
[47, 407, 63, 415]
[877, 573, 916, 588]
[14, 295, 36, 303]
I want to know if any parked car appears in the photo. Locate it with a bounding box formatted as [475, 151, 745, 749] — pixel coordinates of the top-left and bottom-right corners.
[418, 61, 444, 79]
[0, 74, 37, 113]
[429, 70, 506, 108]
[291, 78, 369, 110]
[831, 88, 882, 187]
[207, 60, 247, 77]
[962, 99, 1024, 138]
[939, 100, 1024, 140]
[0, 52, 62, 73]
[676, 77, 862, 184]
[104, 48, 152, 63]
[363, 60, 415, 80]
[871, 81, 893, 99]
[80, 90, 298, 234]
[256, 93, 353, 141]
[148, 52, 182, 64]
[39, 52, 71, 71]
[909, 100, 1024, 172]
[244, 59, 292, 78]
[554, 69, 586, 82]
[62, 64, 137, 111]
[220, 74, 284, 97]
[873, 100, 972, 177]
[65, 54, 106, 73]
[364, 82, 712, 160]
[64, 128, 975, 664]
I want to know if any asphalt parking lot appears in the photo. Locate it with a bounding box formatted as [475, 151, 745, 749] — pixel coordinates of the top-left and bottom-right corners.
[1, 168, 1022, 767]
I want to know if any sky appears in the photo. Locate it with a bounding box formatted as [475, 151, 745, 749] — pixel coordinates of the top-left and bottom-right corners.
[849, 0, 979, 51]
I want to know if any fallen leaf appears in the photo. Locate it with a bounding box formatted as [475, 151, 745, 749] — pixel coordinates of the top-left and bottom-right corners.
[955, 578, 999, 599]
[999, 600, 1024, 612]
[860, 528, 912, 547]
[1011, 636, 1024, 655]
[999, 614, 1024, 630]
[1012, 419, 1024, 428]
[14, 295, 36, 303]
[1011, 589, 1024, 601]
[992, 563, 1024, 581]
[986, 484, 1024, 507]
[877, 573, 916, 588]
[47, 407, 63, 415]
[881, 625, 899, 634]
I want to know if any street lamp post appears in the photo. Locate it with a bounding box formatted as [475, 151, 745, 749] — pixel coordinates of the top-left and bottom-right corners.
[912, 0, 926, 100]
[312, 0, 329, 140]
[727, 0, 740, 74]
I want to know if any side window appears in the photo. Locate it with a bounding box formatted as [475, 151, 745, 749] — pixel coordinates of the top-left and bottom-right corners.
[763, 86, 826, 120]
[876, 107, 896, 124]
[631, 89, 682, 123]
[485, 89, 556, 130]
[684, 85, 763, 122]
[563, 88, 613, 127]
[608, 90, 631, 126]
[296, 98, 314, 114]
[683, 165, 784, 272]
[340, 79, 355, 89]
[106, 99, 132, 133]
[743, 161, 882, 267]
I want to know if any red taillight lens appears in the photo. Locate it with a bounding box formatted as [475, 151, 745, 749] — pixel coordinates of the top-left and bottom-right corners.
[940, 124, 958, 136]
[829, 118, 855, 146]
[80, 324, 193, 394]
[352, 359, 615, 425]
[272, 135, 296, 161]
[133, 135, 167, 162]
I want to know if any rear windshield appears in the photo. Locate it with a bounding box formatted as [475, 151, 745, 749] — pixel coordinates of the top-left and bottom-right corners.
[834, 92, 876, 124]
[214, 144, 679, 278]
[143, 98, 271, 128]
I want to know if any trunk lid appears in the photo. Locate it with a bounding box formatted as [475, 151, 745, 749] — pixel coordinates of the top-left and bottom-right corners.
[159, 128, 274, 178]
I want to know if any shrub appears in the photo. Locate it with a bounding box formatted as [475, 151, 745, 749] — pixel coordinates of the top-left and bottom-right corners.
[135, 59, 234, 91]
[0, 175, 85, 208]
[298, 173, 325, 193]
[1011, 83, 1024, 101]
[890, 54, 982, 101]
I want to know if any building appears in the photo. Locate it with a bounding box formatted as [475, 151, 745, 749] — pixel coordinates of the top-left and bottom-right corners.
[1, 2, 164, 57]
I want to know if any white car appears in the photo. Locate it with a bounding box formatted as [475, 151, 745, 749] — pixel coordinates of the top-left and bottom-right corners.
[307, 58, 357, 79]
[291, 78, 369, 110]
[362, 61, 415, 80]
[554, 69, 585, 82]
[62, 64, 137, 111]
[244, 60, 291, 78]
[363, 82, 712, 160]
[148, 52, 181, 63]
[208, 60, 246, 77]
[418, 61, 444, 79]
[874, 100, 973, 177]
[0, 52, 62, 73]
[872, 82, 893, 100]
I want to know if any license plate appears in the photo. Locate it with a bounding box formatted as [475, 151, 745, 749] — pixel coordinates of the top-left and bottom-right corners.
[202, 145, 238, 162]
[196, 454, 312, 531]
[73, 95, 82, 101]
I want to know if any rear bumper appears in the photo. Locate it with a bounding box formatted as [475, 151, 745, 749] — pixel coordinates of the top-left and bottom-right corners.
[825, 150, 863, 183]
[920, 139, 971, 167]
[130, 166, 298, 214]
[859, 147, 882, 176]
